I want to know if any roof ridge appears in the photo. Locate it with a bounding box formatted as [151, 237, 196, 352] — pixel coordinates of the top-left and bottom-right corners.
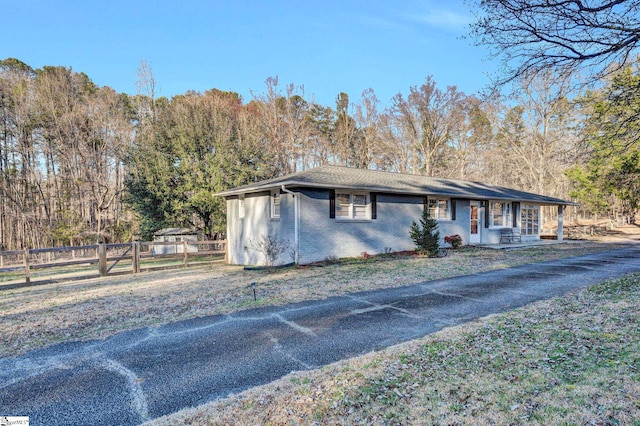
[312, 164, 502, 187]
[215, 165, 575, 205]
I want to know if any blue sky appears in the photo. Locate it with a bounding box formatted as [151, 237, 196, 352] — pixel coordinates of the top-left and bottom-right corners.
[2, 0, 497, 107]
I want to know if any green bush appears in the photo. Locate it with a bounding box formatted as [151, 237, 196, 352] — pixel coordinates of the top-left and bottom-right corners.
[409, 208, 440, 256]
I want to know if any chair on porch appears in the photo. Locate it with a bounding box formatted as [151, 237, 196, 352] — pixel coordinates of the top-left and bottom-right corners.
[500, 228, 522, 243]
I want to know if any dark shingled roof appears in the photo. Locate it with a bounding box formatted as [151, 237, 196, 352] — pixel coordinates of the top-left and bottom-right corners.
[217, 165, 575, 205]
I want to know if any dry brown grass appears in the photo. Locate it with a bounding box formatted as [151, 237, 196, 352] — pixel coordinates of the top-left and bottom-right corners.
[0, 241, 628, 359]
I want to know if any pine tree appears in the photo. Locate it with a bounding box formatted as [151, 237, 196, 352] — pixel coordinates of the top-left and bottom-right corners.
[409, 207, 440, 256]
[568, 61, 640, 216]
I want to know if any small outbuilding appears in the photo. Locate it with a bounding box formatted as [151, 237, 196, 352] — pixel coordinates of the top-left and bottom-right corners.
[216, 165, 576, 266]
[152, 228, 199, 254]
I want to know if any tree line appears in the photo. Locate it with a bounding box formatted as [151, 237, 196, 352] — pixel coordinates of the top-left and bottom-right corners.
[0, 57, 636, 250]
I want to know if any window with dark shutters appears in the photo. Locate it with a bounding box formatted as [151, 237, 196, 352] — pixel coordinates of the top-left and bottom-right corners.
[329, 190, 373, 220]
[425, 197, 451, 219]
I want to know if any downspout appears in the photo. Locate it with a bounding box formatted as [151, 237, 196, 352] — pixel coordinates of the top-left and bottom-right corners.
[281, 185, 299, 264]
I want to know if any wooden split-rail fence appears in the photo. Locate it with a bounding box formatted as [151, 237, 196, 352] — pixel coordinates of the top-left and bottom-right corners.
[0, 240, 227, 286]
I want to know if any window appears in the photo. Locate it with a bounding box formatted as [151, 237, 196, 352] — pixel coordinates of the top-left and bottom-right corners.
[238, 197, 245, 219]
[353, 194, 368, 218]
[491, 202, 511, 227]
[427, 198, 450, 219]
[335, 192, 370, 220]
[520, 204, 539, 235]
[270, 191, 280, 218]
[336, 193, 351, 218]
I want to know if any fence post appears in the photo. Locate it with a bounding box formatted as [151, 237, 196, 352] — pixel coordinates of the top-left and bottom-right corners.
[98, 243, 107, 276]
[24, 248, 30, 285]
[183, 241, 188, 267]
[132, 241, 140, 274]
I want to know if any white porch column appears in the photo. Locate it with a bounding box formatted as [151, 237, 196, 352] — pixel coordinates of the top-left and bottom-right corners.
[557, 205, 564, 241]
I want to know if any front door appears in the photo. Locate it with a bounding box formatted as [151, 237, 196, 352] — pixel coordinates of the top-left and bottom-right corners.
[470, 201, 481, 244]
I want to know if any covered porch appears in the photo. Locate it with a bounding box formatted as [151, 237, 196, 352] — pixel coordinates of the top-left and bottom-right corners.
[474, 204, 570, 250]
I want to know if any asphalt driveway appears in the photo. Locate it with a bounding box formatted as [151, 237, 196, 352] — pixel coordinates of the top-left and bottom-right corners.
[1, 245, 639, 425]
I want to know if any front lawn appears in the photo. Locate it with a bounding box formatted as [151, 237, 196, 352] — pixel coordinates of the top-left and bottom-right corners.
[0, 242, 627, 358]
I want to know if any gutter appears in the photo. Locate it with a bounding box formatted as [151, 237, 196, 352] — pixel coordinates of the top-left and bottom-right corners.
[281, 185, 299, 264]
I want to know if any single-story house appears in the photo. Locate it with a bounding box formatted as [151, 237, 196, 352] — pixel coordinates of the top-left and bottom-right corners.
[152, 228, 199, 254]
[217, 165, 575, 266]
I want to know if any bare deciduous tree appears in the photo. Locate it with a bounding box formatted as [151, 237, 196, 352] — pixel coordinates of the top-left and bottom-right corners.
[469, 0, 640, 84]
[135, 59, 157, 125]
[354, 89, 383, 169]
[389, 76, 465, 176]
[448, 95, 493, 180]
[496, 73, 580, 196]
[252, 77, 311, 174]
[0, 60, 133, 249]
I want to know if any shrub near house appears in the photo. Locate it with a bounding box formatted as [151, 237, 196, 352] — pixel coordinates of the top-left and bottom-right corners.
[444, 234, 463, 248]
